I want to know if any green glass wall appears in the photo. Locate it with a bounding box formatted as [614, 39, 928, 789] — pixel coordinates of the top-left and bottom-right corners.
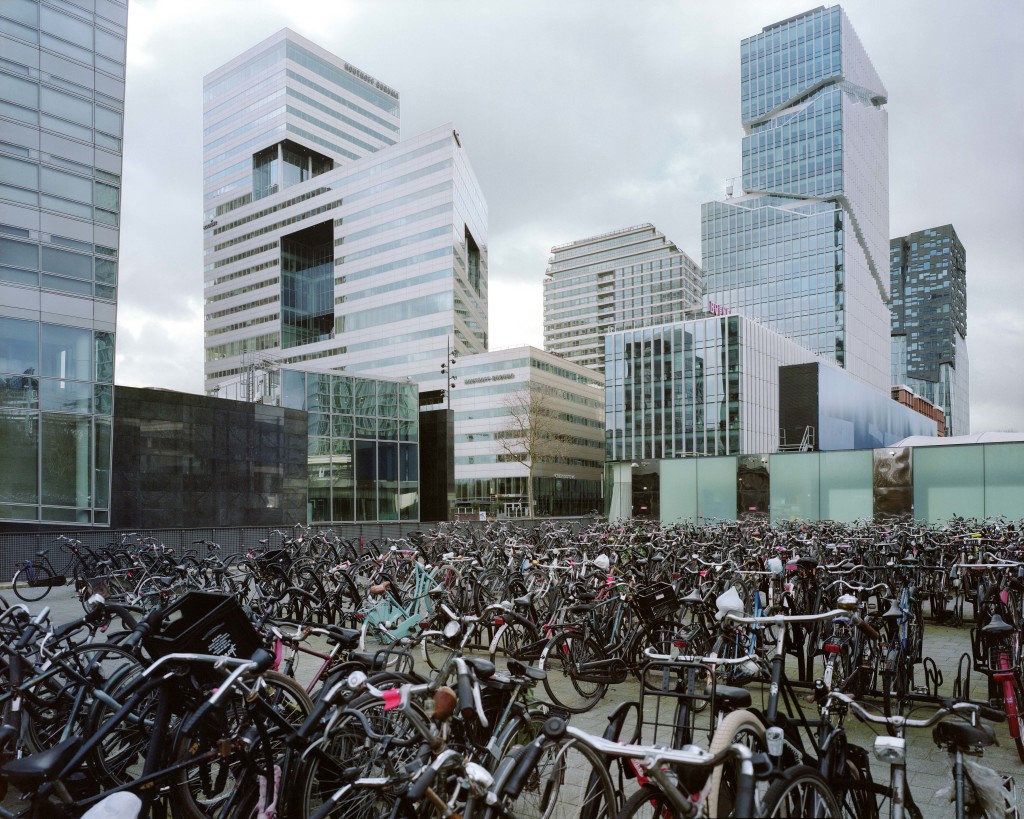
[697, 456, 737, 521]
[818, 450, 873, 522]
[984, 444, 1024, 520]
[914, 446, 985, 524]
[770, 453, 820, 522]
[660, 459, 698, 524]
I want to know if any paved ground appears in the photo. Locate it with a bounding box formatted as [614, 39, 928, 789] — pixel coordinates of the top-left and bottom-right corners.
[4, 585, 1022, 816]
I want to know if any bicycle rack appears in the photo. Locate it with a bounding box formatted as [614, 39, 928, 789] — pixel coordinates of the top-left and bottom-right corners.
[952, 651, 973, 701]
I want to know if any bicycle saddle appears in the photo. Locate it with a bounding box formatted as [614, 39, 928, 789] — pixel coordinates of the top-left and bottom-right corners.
[795, 557, 818, 570]
[981, 613, 1013, 634]
[507, 658, 546, 681]
[512, 593, 534, 607]
[932, 720, 996, 751]
[2, 736, 83, 788]
[324, 625, 361, 648]
[881, 599, 903, 619]
[709, 684, 752, 711]
[465, 656, 496, 680]
[680, 588, 703, 605]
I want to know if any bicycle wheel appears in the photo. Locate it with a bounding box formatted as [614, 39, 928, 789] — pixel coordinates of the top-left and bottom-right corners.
[762, 765, 844, 818]
[488, 620, 542, 665]
[705, 709, 767, 819]
[539, 631, 608, 713]
[24, 642, 142, 754]
[12, 564, 54, 602]
[492, 734, 616, 819]
[1001, 675, 1024, 764]
[881, 648, 911, 735]
[617, 783, 672, 818]
[841, 779, 923, 819]
[171, 670, 313, 819]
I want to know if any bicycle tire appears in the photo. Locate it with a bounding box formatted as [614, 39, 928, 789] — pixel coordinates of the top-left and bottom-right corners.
[882, 648, 911, 735]
[841, 779, 923, 819]
[491, 734, 617, 819]
[761, 765, 844, 818]
[12, 564, 54, 602]
[171, 669, 313, 819]
[615, 783, 673, 819]
[24, 642, 143, 754]
[288, 690, 431, 818]
[1001, 675, 1024, 764]
[705, 709, 767, 819]
[539, 631, 608, 713]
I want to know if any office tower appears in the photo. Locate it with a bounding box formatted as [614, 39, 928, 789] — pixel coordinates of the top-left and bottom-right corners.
[453, 346, 603, 517]
[544, 223, 703, 373]
[203, 29, 487, 398]
[890, 224, 969, 435]
[0, 0, 129, 526]
[702, 5, 892, 392]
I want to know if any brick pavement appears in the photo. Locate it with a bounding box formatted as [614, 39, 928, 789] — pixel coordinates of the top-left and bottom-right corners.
[6, 586, 1022, 815]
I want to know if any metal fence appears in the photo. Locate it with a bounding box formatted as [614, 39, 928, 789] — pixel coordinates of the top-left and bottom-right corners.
[0, 517, 595, 575]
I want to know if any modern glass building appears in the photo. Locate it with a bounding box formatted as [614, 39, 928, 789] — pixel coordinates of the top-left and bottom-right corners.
[0, 0, 129, 526]
[216, 366, 420, 522]
[203, 29, 487, 400]
[702, 5, 891, 392]
[890, 225, 969, 435]
[544, 223, 703, 373]
[604, 315, 821, 462]
[451, 346, 604, 517]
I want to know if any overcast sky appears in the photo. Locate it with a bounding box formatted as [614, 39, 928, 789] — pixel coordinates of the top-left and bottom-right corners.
[115, 0, 1024, 432]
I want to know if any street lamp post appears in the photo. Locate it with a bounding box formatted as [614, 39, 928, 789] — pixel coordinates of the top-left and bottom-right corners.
[441, 338, 457, 409]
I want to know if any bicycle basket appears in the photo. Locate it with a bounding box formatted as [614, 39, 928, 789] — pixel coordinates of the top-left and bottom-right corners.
[143, 591, 262, 662]
[633, 582, 680, 623]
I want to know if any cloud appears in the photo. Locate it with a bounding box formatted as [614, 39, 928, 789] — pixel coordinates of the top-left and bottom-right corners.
[116, 0, 1024, 431]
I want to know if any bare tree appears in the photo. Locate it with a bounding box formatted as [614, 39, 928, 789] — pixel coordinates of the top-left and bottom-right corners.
[497, 383, 571, 517]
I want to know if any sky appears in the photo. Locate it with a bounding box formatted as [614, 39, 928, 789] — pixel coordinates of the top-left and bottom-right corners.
[115, 0, 1024, 432]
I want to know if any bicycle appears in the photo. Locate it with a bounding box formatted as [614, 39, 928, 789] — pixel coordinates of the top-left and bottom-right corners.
[831, 691, 1018, 819]
[11, 550, 66, 603]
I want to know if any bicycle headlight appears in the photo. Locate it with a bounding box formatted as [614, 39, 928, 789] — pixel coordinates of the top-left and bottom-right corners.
[443, 621, 461, 639]
[85, 593, 105, 612]
[873, 735, 905, 764]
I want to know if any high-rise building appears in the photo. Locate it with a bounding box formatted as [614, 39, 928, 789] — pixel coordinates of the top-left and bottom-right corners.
[203, 29, 487, 398]
[890, 224, 969, 435]
[0, 0, 129, 527]
[544, 223, 703, 373]
[702, 5, 892, 392]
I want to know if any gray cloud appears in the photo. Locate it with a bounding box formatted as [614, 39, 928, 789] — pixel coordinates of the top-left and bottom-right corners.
[116, 0, 1024, 432]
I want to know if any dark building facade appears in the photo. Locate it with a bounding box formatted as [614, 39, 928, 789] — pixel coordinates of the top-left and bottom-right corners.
[111, 387, 307, 529]
[890, 225, 968, 435]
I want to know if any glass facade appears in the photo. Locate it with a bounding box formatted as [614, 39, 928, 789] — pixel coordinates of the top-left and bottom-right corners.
[702, 5, 891, 392]
[890, 225, 969, 435]
[111, 386, 308, 528]
[279, 369, 419, 522]
[544, 224, 703, 373]
[451, 347, 604, 519]
[203, 30, 488, 406]
[612, 443, 1024, 525]
[605, 315, 819, 461]
[0, 0, 127, 525]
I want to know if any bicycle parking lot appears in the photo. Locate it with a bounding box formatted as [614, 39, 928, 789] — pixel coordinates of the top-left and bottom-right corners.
[1, 518, 1022, 817]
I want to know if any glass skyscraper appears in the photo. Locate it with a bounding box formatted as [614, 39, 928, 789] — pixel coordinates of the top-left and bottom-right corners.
[203, 29, 488, 397]
[0, 0, 128, 526]
[544, 223, 703, 373]
[891, 224, 969, 435]
[702, 5, 891, 392]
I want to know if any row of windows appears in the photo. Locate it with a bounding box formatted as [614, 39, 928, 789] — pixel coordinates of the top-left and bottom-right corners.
[0, 316, 114, 385]
[336, 203, 448, 248]
[209, 241, 278, 271]
[206, 277, 278, 307]
[336, 225, 450, 266]
[212, 199, 342, 253]
[546, 235, 668, 274]
[338, 290, 452, 333]
[337, 267, 450, 304]
[2, 0, 127, 78]
[206, 312, 278, 337]
[205, 331, 279, 363]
